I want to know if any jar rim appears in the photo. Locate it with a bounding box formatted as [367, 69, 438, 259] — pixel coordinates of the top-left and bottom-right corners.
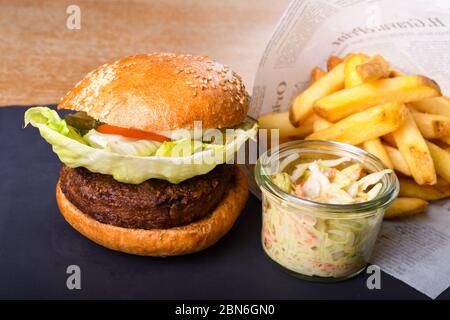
[255, 140, 399, 216]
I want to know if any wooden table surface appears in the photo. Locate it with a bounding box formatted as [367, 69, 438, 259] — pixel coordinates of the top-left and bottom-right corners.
[0, 0, 288, 106]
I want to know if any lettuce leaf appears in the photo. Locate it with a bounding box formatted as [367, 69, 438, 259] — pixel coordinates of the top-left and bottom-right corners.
[271, 172, 293, 193]
[24, 107, 86, 144]
[24, 107, 258, 184]
[347, 169, 392, 197]
[155, 139, 204, 157]
[84, 129, 161, 156]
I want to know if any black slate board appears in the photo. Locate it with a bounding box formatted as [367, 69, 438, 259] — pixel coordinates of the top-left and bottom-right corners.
[0, 105, 446, 299]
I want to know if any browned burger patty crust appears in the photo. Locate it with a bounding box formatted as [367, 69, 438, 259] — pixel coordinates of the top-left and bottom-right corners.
[59, 165, 234, 230]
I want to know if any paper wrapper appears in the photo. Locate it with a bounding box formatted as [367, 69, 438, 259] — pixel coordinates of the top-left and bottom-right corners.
[244, 0, 450, 298]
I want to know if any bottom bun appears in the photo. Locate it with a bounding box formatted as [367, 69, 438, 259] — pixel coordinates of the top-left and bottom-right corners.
[56, 165, 248, 256]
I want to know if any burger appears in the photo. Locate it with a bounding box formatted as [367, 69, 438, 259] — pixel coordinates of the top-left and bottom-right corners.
[24, 53, 257, 256]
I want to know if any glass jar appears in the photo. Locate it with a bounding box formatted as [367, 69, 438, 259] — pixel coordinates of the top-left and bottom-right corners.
[255, 140, 399, 282]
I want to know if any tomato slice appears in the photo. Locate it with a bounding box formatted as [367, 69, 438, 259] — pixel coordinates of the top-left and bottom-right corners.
[96, 124, 171, 142]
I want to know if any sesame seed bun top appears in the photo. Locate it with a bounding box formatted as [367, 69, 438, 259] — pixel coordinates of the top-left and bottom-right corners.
[58, 53, 250, 131]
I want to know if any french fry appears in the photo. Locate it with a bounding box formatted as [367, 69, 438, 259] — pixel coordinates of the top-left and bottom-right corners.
[310, 67, 327, 83]
[314, 75, 441, 122]
[411, 111, 450, 139]
[436, 177, 450, 188]
[381, 133, 397, 147]
[356, 54, 390, 82]
[279, 136, 300, 145]
[345, 54, 390, 88]
[383, 144, 411, 176]
[306, 102, 406, 145]
[431, 139, 450, 149]
[389, 68, 405, 77]
[327, 55, 343, 71]
[264, 51, 450, 222]
[362, 138, 394, 169]
[426, 141, 450, 183]
[384, 197, 428, 219]
[439, 135, 450, 145]
[399, 178, 450, 200]
[344, 53, 369, 88]
[258, 111, 314, 138]
[313, 117, 333, 132]
[289, 61, 345, 126]
[410, 96, 450, 118]
[393, 109, 436, 185]
[407, 104, 419, 112]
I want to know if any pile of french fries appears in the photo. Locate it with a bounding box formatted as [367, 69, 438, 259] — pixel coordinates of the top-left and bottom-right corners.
[258, 53, 450, 219]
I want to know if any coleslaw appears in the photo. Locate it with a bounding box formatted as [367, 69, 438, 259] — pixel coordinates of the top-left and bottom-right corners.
[261, 156, 392, 279]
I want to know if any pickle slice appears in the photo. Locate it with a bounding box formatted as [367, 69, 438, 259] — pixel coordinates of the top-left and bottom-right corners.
[65, 111, 101, 135]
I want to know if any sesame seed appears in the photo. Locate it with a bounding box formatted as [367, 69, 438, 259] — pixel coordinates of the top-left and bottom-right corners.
[193, 91, 197, 96]
[186, 81, 192, 85]
[190, 84, 198, 88]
